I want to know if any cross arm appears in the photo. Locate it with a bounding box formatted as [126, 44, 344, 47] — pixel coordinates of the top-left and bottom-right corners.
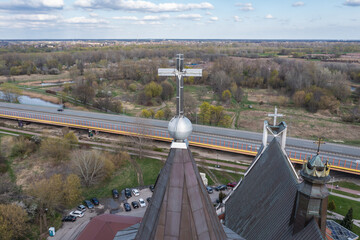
[183, 69, 202, 77]
[158, 68, 177, 76]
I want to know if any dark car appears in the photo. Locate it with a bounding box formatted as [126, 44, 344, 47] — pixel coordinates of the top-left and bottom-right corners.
[124, 203, 131, 212]
[215, 185, 227, 191]
[57, 108, 64, 112]
[112, 189, 119, 199]
[84, 200, 94, 209]
[91, 197, 99, 206]
[149, 185, 155, 192]
[206, 186, 213, 194]
[146, 197, 151, 203]
[62, 215, 76, 222]
[227, 182, 237, 188]
[125, 188, 132, 198]
[131, 201, 139, 209]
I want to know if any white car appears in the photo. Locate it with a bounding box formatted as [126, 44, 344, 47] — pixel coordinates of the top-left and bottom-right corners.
[139, 198, 146, 208]
[70, 210, 84, 218]
[77, 205, 86, 213]
[132, 189, 140, 196]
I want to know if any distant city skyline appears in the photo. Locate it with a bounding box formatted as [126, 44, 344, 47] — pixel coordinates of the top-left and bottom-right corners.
[0, 0, 359, 39]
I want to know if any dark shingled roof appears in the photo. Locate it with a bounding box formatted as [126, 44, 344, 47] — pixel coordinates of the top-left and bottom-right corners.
[225, 138, 324, 240]
[135, 147, 228, 240]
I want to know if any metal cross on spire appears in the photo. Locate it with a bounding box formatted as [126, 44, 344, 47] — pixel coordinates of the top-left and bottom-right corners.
[158, 54, 202, 117]
[268, 106, 284, 126]
[314, 137, 325, 155]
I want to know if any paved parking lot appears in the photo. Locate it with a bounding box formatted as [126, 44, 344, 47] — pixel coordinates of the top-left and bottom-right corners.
[48, 186, 232, 240]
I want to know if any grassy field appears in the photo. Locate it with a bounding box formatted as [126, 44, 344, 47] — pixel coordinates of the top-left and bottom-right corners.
[328, 195, 360, 219]
[334, 181, 360, 192]
[332, 189, 360, 199]
[136, 157, 164, 186]
[82, 159, 138, 199]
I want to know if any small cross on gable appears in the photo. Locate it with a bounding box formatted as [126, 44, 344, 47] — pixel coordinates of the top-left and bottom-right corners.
[268, 106, 284, 126]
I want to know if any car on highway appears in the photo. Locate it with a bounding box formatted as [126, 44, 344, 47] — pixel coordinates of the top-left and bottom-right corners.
[70, 210, 84, 218]
[206, 186, 213, 194]
[77, 205, 86, 213]
[62, 215, 76, 222]
[84, 200, 94, 209]
[131, 201, 139, 209]
[214, 185, 227, 191]
[132, 189, 140, 196]
[139, 198, 146, 207]
[227, 182, 237, 188]
[124, 203, 131, 212]
[57, 108, 64, 112]
[125, 188, 132, 198]
[146, 197, 151, 203]
[91, 197, 100, 206]
[112, 189, 119, 199]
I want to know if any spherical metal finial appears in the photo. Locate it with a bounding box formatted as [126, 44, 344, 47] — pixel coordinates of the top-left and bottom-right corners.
[168, 116, 192, 141]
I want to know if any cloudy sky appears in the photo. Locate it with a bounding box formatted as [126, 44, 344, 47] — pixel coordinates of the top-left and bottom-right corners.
[0, 0, 359, 39]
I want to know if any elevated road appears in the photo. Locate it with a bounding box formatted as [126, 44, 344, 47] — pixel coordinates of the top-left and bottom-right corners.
[0, 102, 359, 175]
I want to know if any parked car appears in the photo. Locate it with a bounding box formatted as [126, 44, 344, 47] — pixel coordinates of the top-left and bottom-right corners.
[125, 188, 132, 198]
[112, 189, 119, 199]
[62, 215, 76, 222]
[139, 198, 146, 208]
[227, 182, 237, 188]
[123, 202, 131, 212]
[131, 201, 139, 209]
[206, 186, 213, 194]
[69, 210, 84, 218]
[215, 185, 227, 191]
[146, 197, 151, 203]
[149, 185, 154, 192]
[91, 197, 99, 206]
[84, 200, 94, 209]
[132, 189, 140, 196]
[77, 205, 86, 213]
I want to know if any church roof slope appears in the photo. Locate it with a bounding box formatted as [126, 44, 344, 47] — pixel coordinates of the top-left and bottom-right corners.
[135, 147, 228, 240]
[225, 138, 322, 240]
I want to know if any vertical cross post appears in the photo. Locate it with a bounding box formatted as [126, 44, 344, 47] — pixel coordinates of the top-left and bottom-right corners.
[314, 137, 325, 155]
[158, 54, 202, 118]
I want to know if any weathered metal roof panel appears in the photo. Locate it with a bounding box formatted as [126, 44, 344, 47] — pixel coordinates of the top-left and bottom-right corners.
[225, 138, 323, 240]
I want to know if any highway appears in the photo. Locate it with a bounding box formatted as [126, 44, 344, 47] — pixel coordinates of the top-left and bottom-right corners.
[0, 102, 359, 174]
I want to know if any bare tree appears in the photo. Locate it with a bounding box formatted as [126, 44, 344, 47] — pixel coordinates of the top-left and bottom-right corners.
[71, 150, 105, 187]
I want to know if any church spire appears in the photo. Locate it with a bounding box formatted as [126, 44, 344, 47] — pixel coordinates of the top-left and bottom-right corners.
[135, 55, 227, 240]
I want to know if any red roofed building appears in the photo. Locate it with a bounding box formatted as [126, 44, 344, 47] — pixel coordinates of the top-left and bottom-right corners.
[76, 214, 142, 240]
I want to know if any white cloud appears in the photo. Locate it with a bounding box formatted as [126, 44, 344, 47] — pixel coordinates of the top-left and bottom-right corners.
[143, 14, 170, 20]
[0, 14, 58, 21]
[265, 14, 274, 19]
[0, 0, 64, 11]
[343, 0, 360, 6]
[63, 16, 109, 24]
[135, 20, 161, 25]
[206, 11, 212, 15]
[113, 16, 139, 20]
[292, 1, 305, 7]
[177, 14, 202, 21]
[74, 0, 214, 12]
[89, 13, 98, 17]
[234, 16, 242, 22]
[14, 14, 59, 21]
[209, 16, 218, 21]
[236, 3, 254, 11]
